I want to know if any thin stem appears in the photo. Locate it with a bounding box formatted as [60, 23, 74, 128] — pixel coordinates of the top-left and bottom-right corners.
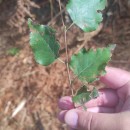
[65, 29, 74, 96]
[49, 0, 53, 19]
[66, 22, 74, 32]
[48, 8, 65, 26]
[58, 0, 74, 96]
[58, 0, 65, 27]
[57, 58, 65, 64]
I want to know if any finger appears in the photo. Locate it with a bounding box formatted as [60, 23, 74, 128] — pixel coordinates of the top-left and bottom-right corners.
[64, 109, 123, 130]
[87, 107, 115, 113]
[58, 106, 114, 124]
[122, 96, 130, 111]
[116, 99, 125, 112]
[85, 88, 118, 108]
[58, 96, 74, 110]
[58, 110, 67, 123]
[58, 89, 119, 110]
[117, 80, 130, 99]
[100, 67, 130, 89]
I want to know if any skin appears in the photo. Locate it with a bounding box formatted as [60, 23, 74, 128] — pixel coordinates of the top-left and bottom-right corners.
[58, 67, 130, 130]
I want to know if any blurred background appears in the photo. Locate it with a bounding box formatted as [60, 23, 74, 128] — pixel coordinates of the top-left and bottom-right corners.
[0, 0, 130, 130]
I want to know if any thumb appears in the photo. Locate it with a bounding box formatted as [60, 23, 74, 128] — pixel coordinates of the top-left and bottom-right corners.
[64, 109, 122, 130]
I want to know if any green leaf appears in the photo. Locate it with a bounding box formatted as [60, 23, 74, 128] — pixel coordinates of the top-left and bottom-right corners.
[28, 19, 60, 66]
[67, 0, 107, 32]
[72, 86, 91, 104]
[72, 86, 99, 105]
[69, 46, 112, 83]
[90, 87, 99, 98]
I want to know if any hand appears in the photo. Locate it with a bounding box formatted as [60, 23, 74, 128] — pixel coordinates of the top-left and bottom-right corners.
[58, 67, 130, 130]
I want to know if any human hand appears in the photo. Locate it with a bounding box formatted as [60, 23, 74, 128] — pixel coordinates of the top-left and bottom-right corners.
[58, 67, 130, 130]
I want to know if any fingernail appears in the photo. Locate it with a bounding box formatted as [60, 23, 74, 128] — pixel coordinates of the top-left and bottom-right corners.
[58, 111, 67, 122]
[58, 97, 74, 110]
[65, 110, 78, 129]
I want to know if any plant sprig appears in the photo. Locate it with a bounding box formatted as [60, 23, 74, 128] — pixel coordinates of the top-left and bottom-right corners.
[28, 0, 115, 107]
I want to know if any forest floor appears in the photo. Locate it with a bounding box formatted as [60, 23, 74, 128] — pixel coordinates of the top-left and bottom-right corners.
[0, 0, 130, 130]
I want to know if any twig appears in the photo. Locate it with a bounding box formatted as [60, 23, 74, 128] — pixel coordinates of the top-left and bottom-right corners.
[49, 0, 54, 19]
[58, 58, 65, 64]
[111, 60, 129, 63]
[66, 22, 74, 31]
[65, 29, 74, 96]
[58, 0, 65, 27]
[48, 8, 65, 26]
[11, 99, 26, 118]
[58, 0, 74, 96]
[75, 24, 103, 53]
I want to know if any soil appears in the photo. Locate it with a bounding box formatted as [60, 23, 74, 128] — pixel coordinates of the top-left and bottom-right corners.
[0, 0, 130, 130]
